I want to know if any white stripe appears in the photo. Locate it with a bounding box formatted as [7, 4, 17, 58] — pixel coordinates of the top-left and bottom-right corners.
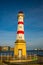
[17, 34, 25, 40]
[17, 24, 24, 31]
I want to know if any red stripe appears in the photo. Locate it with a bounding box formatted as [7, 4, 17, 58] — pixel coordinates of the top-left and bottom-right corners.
[17, 31, 24, 34]
[18, 21, 24, 24]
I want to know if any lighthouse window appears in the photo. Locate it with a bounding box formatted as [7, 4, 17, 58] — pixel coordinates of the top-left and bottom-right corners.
[20, 17, 21, 19]
[19, 17, 22, 20]
[19, 26, 22, 28]
[19, 36, 22, 39]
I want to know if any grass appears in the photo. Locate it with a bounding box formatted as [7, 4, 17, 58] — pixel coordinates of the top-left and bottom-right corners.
[32, 57, 38, 61]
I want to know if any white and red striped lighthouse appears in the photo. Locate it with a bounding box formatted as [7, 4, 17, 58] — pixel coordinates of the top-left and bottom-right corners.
[16, 11, 25, 40]
[14, 11, 26, 59]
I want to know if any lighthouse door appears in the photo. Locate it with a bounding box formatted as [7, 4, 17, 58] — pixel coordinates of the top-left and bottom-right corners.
[18, 49, 22, 58]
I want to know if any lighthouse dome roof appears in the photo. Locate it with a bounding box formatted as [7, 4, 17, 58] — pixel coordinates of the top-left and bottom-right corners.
[18, 11, 23, 14]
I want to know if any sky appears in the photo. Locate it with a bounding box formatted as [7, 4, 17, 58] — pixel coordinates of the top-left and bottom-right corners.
[0, 0, 43, 50]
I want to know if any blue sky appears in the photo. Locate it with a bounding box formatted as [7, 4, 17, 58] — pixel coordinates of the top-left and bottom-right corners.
[0, 0, 43, 50]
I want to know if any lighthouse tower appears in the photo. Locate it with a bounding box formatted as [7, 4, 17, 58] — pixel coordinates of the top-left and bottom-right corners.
[14, 11, 26, 59]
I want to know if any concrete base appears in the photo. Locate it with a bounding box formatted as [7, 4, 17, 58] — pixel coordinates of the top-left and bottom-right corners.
[3, 59, 32, 65]
[3, 55, 38, 65]
[3, 58, 37, 65]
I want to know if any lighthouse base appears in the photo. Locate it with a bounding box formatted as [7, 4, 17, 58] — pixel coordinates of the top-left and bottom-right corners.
[14, 40, 26, 59]
[3, 55, 38, 65]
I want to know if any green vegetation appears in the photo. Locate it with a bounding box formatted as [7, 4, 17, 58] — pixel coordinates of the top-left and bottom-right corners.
[32, 57, 38, 61]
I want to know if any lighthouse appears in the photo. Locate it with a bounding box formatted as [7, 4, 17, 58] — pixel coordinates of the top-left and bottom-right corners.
[14, 11, 26, 59]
